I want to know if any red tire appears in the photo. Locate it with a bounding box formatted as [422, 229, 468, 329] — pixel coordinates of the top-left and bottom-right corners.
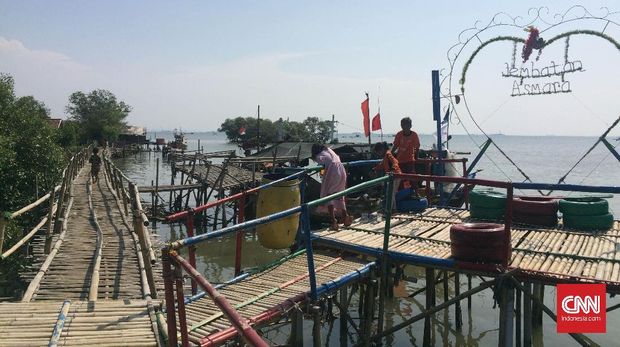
[512, 196, 559, 216]
[450, 223, 508, 263]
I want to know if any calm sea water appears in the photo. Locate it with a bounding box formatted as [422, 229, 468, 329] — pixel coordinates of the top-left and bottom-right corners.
[115, 131, 619, 346]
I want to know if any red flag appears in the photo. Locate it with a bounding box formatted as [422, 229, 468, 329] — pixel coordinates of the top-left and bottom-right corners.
[371, 113, 381, 131]
[238, 126, 246, 136]
[361, 97, 370, 136]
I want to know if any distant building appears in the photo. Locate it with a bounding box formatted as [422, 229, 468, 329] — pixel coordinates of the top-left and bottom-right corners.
[46, 117, 63, 129]
[117, 125, 148, 145]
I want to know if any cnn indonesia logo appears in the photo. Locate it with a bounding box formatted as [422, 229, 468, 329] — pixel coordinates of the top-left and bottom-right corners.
[557, 284, 606, 333]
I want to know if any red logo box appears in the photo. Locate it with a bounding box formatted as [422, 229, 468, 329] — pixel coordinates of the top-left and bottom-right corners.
[557, 283, 606, 333]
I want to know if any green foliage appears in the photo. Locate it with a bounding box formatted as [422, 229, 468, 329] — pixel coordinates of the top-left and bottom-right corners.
[0, 73, 65, 298]
[66, 89, 131, 144]
[0, 73, 65, 211]
[218, 116, 334, 147]
[55, 120, 82, 148]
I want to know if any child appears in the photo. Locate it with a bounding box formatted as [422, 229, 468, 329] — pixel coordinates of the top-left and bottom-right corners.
[393, 117, 420, 187]
[89, 147, 102, 183]
[311, 144, 352, 230]
[373, 142, 410, 210]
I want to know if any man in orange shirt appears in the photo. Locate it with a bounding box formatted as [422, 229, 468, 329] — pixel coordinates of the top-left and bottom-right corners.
[393, 117, 420, 186]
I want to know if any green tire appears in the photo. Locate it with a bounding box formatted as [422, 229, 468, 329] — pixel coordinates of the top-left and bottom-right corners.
[559, 198, 609, 216]
[469, 205, 505, 221]
[563, 213, 614, 231]
[469, 190, 506, 209]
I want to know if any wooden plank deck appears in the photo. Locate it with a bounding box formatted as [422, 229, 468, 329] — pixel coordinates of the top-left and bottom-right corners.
[176, 164, 262, 190]
[180, 251, 371, 344]
[9, 168, 161, 346]
[315, 207, 620, 291]
[23, 170, 146, 300]
[0, 299, 157, 346]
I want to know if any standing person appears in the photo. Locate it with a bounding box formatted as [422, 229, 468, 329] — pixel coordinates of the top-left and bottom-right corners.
[89, 147, 102, 183]
[373, 142, 410, 209]
[312, 144, 352, 230]
[393, 117, 420, 187]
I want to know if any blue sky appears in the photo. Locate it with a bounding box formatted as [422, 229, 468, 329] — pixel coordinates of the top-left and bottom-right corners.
[2, 1, 620, 136]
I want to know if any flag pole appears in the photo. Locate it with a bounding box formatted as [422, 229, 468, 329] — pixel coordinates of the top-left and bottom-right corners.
[366, 93, 371, 146]
[377, 88, 383, 142]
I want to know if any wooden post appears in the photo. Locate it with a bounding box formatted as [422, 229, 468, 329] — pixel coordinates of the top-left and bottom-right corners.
[162, 252, 178, 347]
[312, 305, 322, 347]
[532, 284, 544, 330]
[175, 266, 190, 347]
[155, 157, 160, 217]
[423, 268, 435, 346]
[455, 273, 462, 330]
[44, 189, 55, 254]
[339, 286, 348, 347]
[499, 280, 515, 347]
[523, 282, 532, 347]
[52, 174, 67, 235]
[443, 271, 449, 302]
[467, 275, 472, 309]
[516, 286, 522, 347]
[234, 195, 245, 276]
[290, 308, 304, 347]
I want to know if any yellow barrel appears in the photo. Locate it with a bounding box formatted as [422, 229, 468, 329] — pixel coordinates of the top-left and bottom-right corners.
[256, 174, 301, 249]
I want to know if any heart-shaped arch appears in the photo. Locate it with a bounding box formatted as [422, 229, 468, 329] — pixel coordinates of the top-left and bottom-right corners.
[440, 6, 620, 188]
[459, 30, 620, 92]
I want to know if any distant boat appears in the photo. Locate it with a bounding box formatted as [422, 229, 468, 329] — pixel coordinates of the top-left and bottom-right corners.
[168, 129, 187, 150]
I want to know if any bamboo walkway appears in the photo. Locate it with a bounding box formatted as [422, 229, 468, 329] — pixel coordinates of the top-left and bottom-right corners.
[315, 208, 620, 292]
[0, 169, 161, 346]
[0, 300, 157, 347]
[181, 251, 372, 345]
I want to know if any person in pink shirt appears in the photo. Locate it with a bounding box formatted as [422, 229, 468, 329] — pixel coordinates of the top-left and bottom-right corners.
[312, 144, 352, 230]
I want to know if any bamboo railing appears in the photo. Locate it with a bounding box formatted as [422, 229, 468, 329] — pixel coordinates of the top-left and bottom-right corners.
[0, 148, 90, 260]
[102, 156, 158, 299]
[21, 148, 90, 302]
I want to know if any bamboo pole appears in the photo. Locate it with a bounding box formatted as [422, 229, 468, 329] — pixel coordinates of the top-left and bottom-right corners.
[1, 206, 55, 259]
[48, 299, 71, 347]
[44, 188, 55, 254]
[87, 177, 103, 302]
[8, 187, 60, 220]
[22, 186, 75, 302]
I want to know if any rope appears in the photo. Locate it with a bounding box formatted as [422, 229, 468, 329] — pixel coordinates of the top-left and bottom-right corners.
[462, 96, 535, 186]
[450, 101, 526, 193]
[548, 116, 620, 195]
[565, 140, 619, 197]
[570, 94, 610, 127]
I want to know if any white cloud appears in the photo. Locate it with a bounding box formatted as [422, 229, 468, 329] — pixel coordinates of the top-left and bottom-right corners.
[0, 36, 98, 117]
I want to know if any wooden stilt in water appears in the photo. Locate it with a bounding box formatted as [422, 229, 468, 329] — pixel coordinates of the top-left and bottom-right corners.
[499, 280, 515, 347]
[532, 284, 544, 330]
[362, 277, 375, 346]
[312, 305, 322, 347]
[516, 285, 522, 347]
[290, 308, 304, 347]
[523, 282, 532, 347]
[423, 267, 435, 346]
[443, 271, 449, 302]
[339, 287, 348, 347]
[467, 274, 472, 309]
[455, 273, 462, 330]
